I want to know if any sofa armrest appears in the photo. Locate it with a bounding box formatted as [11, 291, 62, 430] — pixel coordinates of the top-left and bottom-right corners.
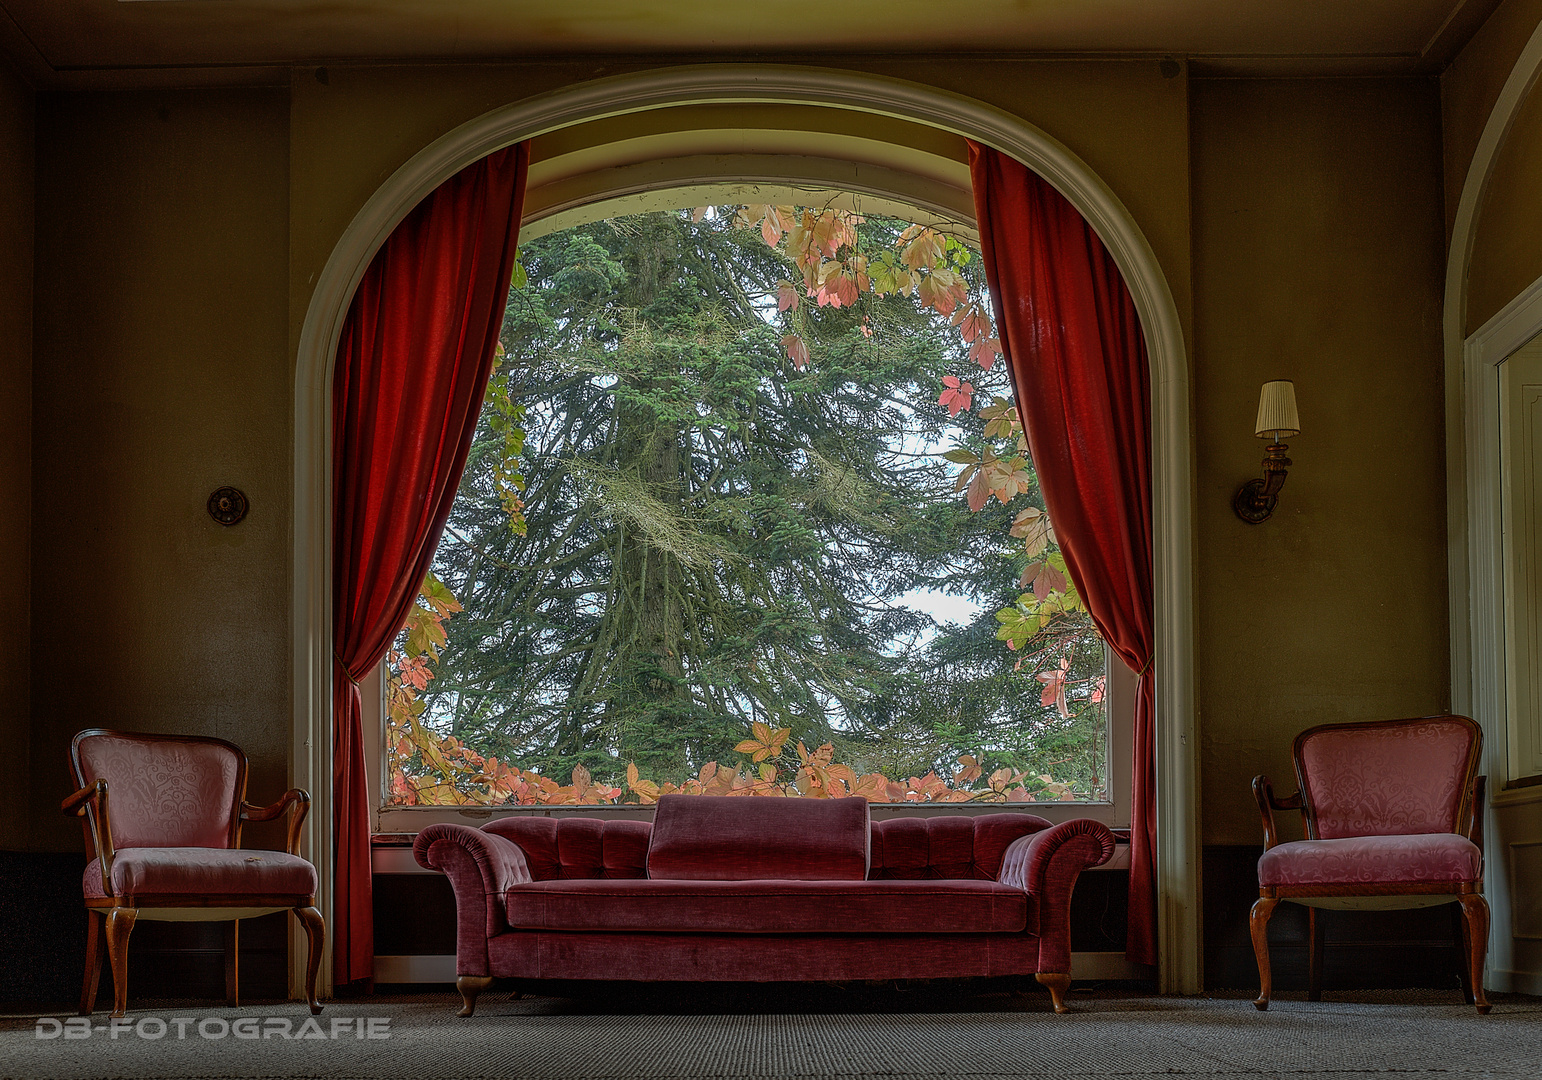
[413, 824, 533, 977]
[998, 819, 1115, 975]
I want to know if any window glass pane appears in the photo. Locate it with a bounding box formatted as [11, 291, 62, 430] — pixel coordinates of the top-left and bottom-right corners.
[385, 206, 1107, 806]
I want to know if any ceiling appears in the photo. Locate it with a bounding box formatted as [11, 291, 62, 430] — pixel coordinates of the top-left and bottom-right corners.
[0, 0, 1503, 87]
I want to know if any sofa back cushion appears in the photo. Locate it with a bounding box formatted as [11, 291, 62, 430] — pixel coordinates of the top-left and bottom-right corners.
[869, 814, 1052, 880]
[483, 817, 650, 880]
[646, 795, 870, 880]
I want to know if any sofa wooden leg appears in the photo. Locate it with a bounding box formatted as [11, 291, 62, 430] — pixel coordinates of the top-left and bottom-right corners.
[1458, 893, 1492, 1015]
[1250, 896, 1280, 1011]
[458, 976, 493, 1017]
[79, 909, 104, 1016]
[1035, 972, 1071, 1014]
[104, 907, 137, 1019]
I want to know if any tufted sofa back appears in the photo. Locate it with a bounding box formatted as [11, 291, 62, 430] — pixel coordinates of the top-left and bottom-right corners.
[484, 808, 1053, 881]
[484, 817, 650, 879]
[869, 814, 1052, 879]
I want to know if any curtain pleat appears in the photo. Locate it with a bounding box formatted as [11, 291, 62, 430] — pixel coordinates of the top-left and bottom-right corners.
[968, 141, 1158, 966]
[330, 143, 530, 987]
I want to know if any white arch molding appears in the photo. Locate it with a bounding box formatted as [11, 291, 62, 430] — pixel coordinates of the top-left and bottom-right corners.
[1446, 20, 1542, 995]
[292, 65, 1197, 996]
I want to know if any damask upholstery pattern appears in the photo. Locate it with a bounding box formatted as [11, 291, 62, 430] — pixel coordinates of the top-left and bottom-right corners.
[1258, 832, 1482, 887]
[1299, 719, 1475, 839]
[76, 733, 240, 849]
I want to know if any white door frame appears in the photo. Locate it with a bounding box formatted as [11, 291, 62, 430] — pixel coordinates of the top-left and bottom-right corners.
[1460, 275, 1542, 993]
[1446, 18, 1542, 995]
[291, 64, 1197, 996]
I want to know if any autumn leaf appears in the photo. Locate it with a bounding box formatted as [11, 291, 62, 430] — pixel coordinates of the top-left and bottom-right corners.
[1011, 506, 1055, 558]
[970, 336, 1003, 371]
[982, 455, 1031, 503]
[918, 267, 966, 316]
[965, 467, 993, 512]
[951, 302, 992, 343]
[898, 225, 945, 270]
[816, 267, 859, 308]
[1031, 562, 1069, 601]
[953, 754, 982, 786]
[734, 721, 790, 763]
[938, 375, 974, 418]
[1036, 655, 1073, 718]
[979, 397, 1018, 441]
[781, 332, 810, 371]
[776, 280, 799, 312]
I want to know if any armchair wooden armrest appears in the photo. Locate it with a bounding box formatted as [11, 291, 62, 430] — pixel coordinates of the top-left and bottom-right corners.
[240, 789, 311, 855]
[61, 778, 114, 896]
[1253, 775, 1303, 851]
[1469, 775, 1486, 854]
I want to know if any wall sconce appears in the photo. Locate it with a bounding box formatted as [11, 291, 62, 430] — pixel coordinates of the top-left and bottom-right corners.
[1233, 380, 1299, 524]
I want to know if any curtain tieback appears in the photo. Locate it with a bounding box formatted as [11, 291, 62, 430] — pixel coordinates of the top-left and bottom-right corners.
[333, 651, 363, 686]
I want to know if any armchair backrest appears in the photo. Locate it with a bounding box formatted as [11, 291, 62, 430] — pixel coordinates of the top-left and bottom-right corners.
[71, 729, 247, 851]
[1294, 714, 1481, 840]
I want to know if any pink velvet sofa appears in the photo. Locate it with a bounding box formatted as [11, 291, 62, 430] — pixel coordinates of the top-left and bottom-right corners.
[413, 794, 1115, 1015]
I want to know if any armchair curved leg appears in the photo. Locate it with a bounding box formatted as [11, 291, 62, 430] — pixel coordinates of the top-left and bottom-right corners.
[1307, 907, 1325, 1002]
[79, 910, 104, 1016]
[1454, 902, 1475, 1005]
[1458, 893, 1492, 1014]
[104, 907, 137, 1019]
[293, 906, 325, 1015]
[1034, 972, 1071, 1014]
[1250, 896, 1280, 1011]
[224, 920, 240, 1008]
[457, 976, 493, 1017]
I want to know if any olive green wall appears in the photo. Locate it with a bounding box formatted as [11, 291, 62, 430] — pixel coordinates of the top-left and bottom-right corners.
[19, 59, 1459, 860]
[1442, 0, 1542, 334]
[1468, 78, 1542, 334]
[286, 59, 1192, 359]
[28, 88, 292, 851]
[1190, 78, 1449, 845]
[0, 63, 33, 852]
[1441, 0, 1542, 246]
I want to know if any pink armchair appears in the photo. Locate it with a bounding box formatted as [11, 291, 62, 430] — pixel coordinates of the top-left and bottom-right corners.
[63, 729, 325, 1018]
[1250, 714, 1488, 1013]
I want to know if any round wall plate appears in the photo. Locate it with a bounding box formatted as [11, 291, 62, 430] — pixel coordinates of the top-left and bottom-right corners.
[208, 486, 249, 526]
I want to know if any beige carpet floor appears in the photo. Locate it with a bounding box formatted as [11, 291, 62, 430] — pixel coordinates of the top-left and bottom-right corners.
[1, 986, 1536, 1080]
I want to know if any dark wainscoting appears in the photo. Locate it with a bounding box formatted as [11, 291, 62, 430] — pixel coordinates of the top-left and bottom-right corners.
[1203, 845, 1470, 993]
[6, 845, 1478, 1007]
[0, 850, 288, 1010]
[373, 872, 457, 957]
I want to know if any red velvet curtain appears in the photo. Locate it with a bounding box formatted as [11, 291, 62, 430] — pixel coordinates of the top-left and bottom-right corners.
[968, 141, 1158, 966]
[331, 143, 529, 987]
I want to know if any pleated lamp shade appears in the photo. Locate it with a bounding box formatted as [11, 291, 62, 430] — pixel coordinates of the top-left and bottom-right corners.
[1254, 380, 1299, 440]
